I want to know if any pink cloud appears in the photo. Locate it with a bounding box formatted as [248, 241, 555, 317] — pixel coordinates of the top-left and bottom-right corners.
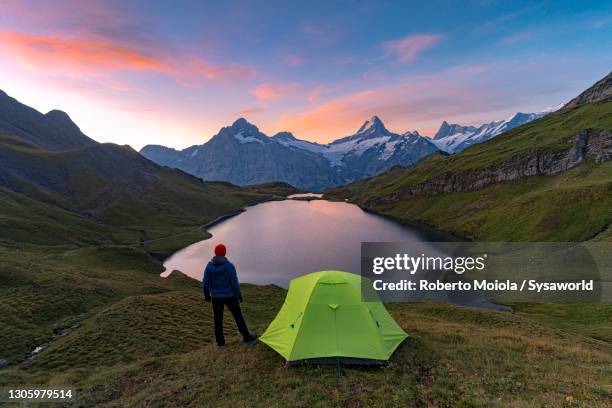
[0, 31, 255, 85]
[383, 34, 442, 63]
[0, 31, 166, 73]
[250, 82, 300, 103]
[179, 57, 256, 86]
[235, 107, 262, 116]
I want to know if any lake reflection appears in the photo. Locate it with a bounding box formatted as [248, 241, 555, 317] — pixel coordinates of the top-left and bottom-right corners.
[163, 199, 450, 287]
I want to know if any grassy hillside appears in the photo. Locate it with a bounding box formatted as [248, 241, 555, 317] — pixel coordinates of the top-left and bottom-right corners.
[0, 178, 294, 363]
[0, 131, 297, 248]
[1, 246, 610, 407]
[0, 125, 296, 370]
[0, 90, 97, 151]
[326, 101, 612, 241]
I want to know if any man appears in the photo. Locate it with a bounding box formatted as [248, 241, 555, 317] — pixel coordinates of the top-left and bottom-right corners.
[203, 243, 258, 348]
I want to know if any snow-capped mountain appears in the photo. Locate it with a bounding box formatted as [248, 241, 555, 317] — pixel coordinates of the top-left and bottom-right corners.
[141, 118, 339, 191]
[431, 111, 549, 153]
[140, 116, 439, 191]
[323, 116, 438, 182]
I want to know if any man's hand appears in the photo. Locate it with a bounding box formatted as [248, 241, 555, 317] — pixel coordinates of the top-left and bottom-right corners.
[237, 295, 243, 303]
[204, 295, 211, 303]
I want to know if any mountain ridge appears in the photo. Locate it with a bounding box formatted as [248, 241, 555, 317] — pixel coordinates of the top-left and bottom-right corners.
[431, 111, 548, 153]
[0, 90, 97, 151]
[141, 115, 439, 191]
[142, 108, 550, 189]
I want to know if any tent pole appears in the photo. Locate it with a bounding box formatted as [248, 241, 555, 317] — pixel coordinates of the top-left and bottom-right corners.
[336, 356, 341, 380]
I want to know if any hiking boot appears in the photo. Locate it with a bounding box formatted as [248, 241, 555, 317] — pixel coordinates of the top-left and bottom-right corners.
[244, 334, 259, 345]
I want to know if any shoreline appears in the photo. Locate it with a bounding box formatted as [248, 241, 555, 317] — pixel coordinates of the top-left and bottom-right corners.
[147, 195, 288, 262]
[358, 205, 468, 242]
[323, 195, 469, 242]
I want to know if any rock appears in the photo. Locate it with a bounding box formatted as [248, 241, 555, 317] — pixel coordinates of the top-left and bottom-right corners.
[564, 71, 612, 108]
[376, 129, 611, 200]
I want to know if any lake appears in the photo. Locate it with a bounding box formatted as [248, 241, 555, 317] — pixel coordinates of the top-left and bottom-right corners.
[163, 196, 506, 309]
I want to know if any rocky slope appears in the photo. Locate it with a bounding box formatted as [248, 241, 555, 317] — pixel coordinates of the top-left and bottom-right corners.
[564, 70, 612, 108]
[383, 128, 611, 198]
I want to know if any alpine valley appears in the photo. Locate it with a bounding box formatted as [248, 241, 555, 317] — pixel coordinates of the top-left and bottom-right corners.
[326, 71, 612, 241]
[141, 110, 548, 191]
[1, 68, 611, 407]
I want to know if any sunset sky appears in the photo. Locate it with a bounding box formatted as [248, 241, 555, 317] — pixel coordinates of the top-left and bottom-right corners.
[0, 0, 611, 149]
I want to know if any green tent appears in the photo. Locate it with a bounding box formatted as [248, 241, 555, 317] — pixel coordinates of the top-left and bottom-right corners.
[260, 271, 407, 364]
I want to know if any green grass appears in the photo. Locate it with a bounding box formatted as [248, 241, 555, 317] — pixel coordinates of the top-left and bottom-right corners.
[1, 101, 611, 406]
[326, 101, 612, 241]
[0, 245, 181, 363]
[0, 175, 295, 365]
[1, 246, 610, 407]
[509, 302, 612, 343]
[143, 227, 213, 254]
[0, 130, 297, 248]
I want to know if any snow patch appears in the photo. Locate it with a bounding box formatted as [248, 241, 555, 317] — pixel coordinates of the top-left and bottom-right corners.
[234, 131, 264, 145]
[432, 111, 548, 153]
[381, 140, 400, 160]
[274, 138, 326, 153]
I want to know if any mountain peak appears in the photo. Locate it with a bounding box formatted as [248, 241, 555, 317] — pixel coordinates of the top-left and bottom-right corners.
[272, 131, 296, 141]
[231, 117, 251, 128]
[226, 117, 260, 134]
[44, 109, 87, 136]
[46, 109, 74, 123]
[369, 115, 382, 124]
[402, 130, 421, 138]
[0, 89, 96, 151]
[505, 112, 524, 122]
[356, 115, 387, 134]
[434, 121, 454, 140]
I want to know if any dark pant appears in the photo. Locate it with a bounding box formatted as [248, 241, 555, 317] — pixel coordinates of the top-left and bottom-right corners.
[211, 296, 251, 346]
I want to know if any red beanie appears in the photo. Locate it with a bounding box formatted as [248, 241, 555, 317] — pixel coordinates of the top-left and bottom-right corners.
[214, 243, 226, 257]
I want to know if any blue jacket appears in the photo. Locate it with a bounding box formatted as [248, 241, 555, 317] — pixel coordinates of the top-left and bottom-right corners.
[203, 256, 242, 299]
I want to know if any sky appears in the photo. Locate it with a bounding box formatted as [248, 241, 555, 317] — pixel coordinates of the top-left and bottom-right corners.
[0, 0, 611, 150]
